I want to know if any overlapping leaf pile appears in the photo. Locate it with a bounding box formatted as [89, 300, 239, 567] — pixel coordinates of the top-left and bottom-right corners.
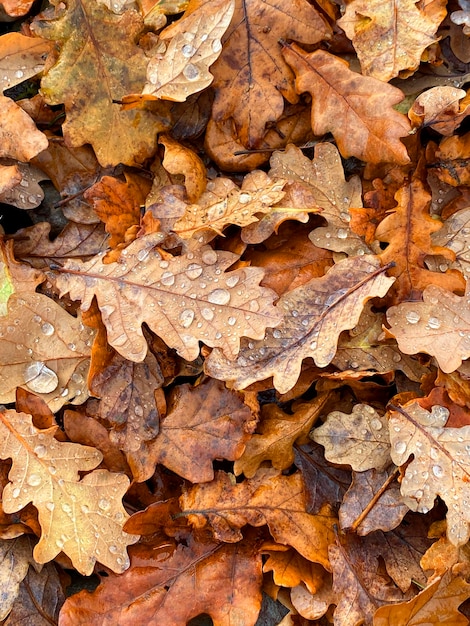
[0, 0, 470, 623]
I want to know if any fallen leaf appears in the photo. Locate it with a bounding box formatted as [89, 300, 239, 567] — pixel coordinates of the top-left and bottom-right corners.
[263, 547, 326, 594]
[376, 176, 465, 302]
[0, 33, 51, 93]
[0, 409, 139, 575]
[32, 0, 170, 166]
[409, 86, 470, 135]
[373, 569, 470, 626]
[140, 0, 235, 102]
[426, 207, 470, 281]
[312, 404, 391, 472]
[387, 282, 470, 373]
[210, 0, 331, 148]
[159, 133, 206, 202]
[389, 401, 470, 546]
[205, 255, 395, 393]
[0, 95, 48, 161]
[337, 0, 447, 81]
[281, 43, 411, 164]
[51, 233, 282, 363]
[142, 378, 255, 482]
[180, 468, 337, 568]
[58, 535, 263, 625]
[0, 536, 36, 620]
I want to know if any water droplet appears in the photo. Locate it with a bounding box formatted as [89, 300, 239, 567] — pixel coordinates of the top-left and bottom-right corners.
[394, 441, 407, 454]
[27, 473, 42, 487]
[212, 39, 222, 53]
[67, 343, 76, 351]
[109, 544, 118, 554]
[371, 418, 383, 430]
[225, 275, 239, 288]
[134, 405, 143, 417]
[415, 490, 423, 498]
[202, 249, 218, 265]
[56, 538, 64, 549]
[337, 228, 348, 239]
[208, 288, 230, 305]
[427, 317, 441, 330]
[182, 44, 196, 57]
[350, 361, 359, 369]
[405, 311, 420, 324]
[421, 506, 429, 514]
[15, 69, 23, 78]
[12, 488, 20, 498]
[273, 329, 282, 339]
[239, 192, 252, 204]
[201, 307, 214, 321]
[183, 63, 200, 81]
[161, 271, 175, 286]
[46, 502, 55, 511]
[61, 503, 72, 514]
[34, 444, 47, 458]
[81, 505, 89, 514]
[432, 464, 444, 477]
[137, 248, 150, 262]
[24, 362, 59, 394]
[41, 322, 55, 336]
[228, 316, 236, 325]
[179, 309, 195, 328]
[392, 353, 401, 362]
[98, 498, 110, 511]
[186, 263, 203, 279]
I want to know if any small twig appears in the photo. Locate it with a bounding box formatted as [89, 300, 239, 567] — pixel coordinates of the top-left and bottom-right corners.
[350, 467, 400, 532]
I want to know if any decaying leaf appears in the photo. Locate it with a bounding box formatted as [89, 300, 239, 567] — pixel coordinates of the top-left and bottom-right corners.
[387, 282, 470, 373]
[210, 0, 331, 148]
[338, 0, 447, 81]
[206, 255, 395, 393]
[0, 410, 139, 575]
[51, 233, 282, 363]
[0, 536, 36, 620]
[389, 402, 470, 546]
[32, 0, 170, 166]
[59, 535, 263, 626]
[312, 404, 391, 472]
[141, 0, 235, 102]
[281, 43, 411, 164]
[0, 96, 48, 162]
[409, 86, 470, 135]
[0, 33, 51, 93]
[180, 468, 337, 568]
[144, 379, 256, 482]
[426, 207, 470, 281]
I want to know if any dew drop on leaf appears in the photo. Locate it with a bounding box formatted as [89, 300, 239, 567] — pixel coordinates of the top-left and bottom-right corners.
[12, 488, 20, 498]
[161, 271, 175, 286]
[24, 361, 59, 394]
[34, 444, 47, 458]
[27, 473, 42, 487]
[207, 288, 231, 305]
[41, 322, 55, 336]
[225, 275, 239, 288]
[427, 316, 441, 329]
[182, 44, 196, 58]
[186, 263, 203, 279]
[432, 464, 444, 477]
[46, 502, 55, 511]
[98, 498, 111, 511]
[61, 503, 72, 514]
[179, 309, 195, 328]
[394, 441, 407, 454]
[201, 307, 214, 321]
[212, 39, 222, 53]
[405, 311, 420, 324]
[183, 63, 200, 81]
[228, 316, 236, 325]
[202, 249, 217, 265]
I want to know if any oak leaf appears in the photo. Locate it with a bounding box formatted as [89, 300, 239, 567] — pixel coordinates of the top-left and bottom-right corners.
[210, 0, 331, 148]
[84, 173, 151, 249]
[172, 170, 287, 240]
[205, 255, 395, 394]
[262, 547, 326, 594]
[0, 95, 48, 161]
[32, 0, 170, 167]
[51, 233, 282, 363]
[337, 0, 446, 82]
[141, 0, 235, 102]
[0, 162, 46, 211]
[389, 402, 470, 546]
[59, 535, 263, 626]
[0, 409, 139, 575]
[409, 86, 470, 136]
[281, 43, 411, 164]
[339, 467, 409, 535]
[429, 132, 470, 186]
[145, 379, 256, 482]
[0, 33, 51, 93]
[312, 405, 391, 472]
[0, 536, 36, 620]
[269, 143, 369, 256]
[159, 133, 207, 203]
[373, 570, 470, 626]
[234, 395, 329, 478]
[0, 241, 93, 409]
[180, 468, 337, 568]
[376, 177, 465, 303]
[426, 207, 470, 281]
[387, 282, 470, 373]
